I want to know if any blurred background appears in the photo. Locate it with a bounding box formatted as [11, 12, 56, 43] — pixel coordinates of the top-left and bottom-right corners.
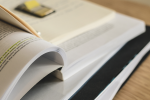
[126, 0, 150, 6]
[90, 0, 150, 26]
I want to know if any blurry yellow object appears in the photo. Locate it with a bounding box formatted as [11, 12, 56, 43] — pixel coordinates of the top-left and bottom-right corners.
[16, 0, 55, 17]
[24, 0, 40, 10]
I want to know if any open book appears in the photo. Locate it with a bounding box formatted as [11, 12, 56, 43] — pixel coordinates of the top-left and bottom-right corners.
[0, 0, 146, 100]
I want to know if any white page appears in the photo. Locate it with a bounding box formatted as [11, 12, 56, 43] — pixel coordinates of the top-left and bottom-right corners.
[21, 42, 150, 100]
[61, 13, 144, 66]
[60, 13, 145, 80]
[7, 57, 62, 100]
[21, 44, 124, 100]
[0, 20, 66, 100]
[0, 5, 37, 36]
[0, 0, 115, 42]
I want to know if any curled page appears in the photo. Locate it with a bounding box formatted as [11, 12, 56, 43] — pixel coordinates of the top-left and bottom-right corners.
[0, 5, 40, 38]
[0, 20, 67, 100]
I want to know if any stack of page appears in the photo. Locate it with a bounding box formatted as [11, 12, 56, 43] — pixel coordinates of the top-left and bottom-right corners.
[0, 0, 149, 100]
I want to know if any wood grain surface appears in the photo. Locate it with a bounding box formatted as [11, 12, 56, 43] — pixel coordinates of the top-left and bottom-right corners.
[89, 0, 150, 99]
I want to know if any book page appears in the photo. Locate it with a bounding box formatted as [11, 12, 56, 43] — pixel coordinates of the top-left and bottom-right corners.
[20, 46, 123, 100]
[7, 56, 62, 100]
[60, 13, 145, 79]
[0, 5, 39, 37]
[0, 20, 66, 100]
[59, 23, 113, 65]
[0, 0, 115, 43]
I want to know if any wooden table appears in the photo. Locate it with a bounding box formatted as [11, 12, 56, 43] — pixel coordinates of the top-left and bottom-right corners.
[89, 0, 150, 99]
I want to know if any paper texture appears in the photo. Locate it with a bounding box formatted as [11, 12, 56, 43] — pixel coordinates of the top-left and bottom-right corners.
[0, 5, 39, 37]
[7, 57, 62, 100]
[0, 20, 66, 100]
[60, 13, 145, 80]
[0, 0, 115, 43]
[21, 45, 123, 100]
